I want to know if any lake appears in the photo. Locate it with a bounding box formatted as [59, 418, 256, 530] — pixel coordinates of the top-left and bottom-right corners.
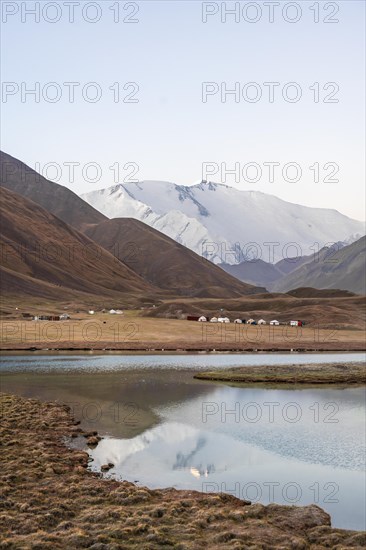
[1, 352, 365, 530]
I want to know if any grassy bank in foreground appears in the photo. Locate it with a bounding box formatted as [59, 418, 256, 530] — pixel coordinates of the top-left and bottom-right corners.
[1, 393, 365, 549]
[194, 362, 366, 385]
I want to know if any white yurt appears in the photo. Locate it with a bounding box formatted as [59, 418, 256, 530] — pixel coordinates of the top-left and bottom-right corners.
[258, 319, 266, 325]
[109, 309, 116, 314]
[233, 319, 242, 324]
[198, 316, 207, 322]
[88, 310, 95, 315]
[60, 313, 70, 320]
[210, 317, 218, 323]
[270, 320, 280, 326]
[247, 318, 255, 325]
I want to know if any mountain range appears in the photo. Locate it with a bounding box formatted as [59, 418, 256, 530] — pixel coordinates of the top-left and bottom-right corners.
[273, 237, 366, 294]
[1, 151, 365, 305]
[220, 239, 366, 295]
[0, 152, 260, 305]
[81, 181, 364, 264]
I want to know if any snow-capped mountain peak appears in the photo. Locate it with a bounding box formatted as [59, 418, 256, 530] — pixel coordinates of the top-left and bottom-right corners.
[81, 181, 365, 264]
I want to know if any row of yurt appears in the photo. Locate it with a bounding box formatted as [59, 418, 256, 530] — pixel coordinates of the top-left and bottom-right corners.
[189, 316, 304, 326]
[196, 317, 268, 324]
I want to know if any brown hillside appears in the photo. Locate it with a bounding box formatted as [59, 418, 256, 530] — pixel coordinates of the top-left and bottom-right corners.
[0, 187, 158, 303]
[0, 151, 106, 231]
[287, 287, 356, 298]
[143, 293, 366, 330]
[84, 218, 265, 297]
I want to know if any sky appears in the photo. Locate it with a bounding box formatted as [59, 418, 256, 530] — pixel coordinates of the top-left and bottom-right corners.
[1, 0, 365, 220]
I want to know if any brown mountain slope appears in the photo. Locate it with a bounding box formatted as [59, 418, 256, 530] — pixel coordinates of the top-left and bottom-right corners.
[273, 237, 366, 295]
[0, 187, 158, 303]
[84, 218, 265, 297]
[0, 151, 106, 231]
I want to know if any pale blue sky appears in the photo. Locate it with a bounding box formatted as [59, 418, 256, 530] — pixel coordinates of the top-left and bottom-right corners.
[1, 0, 365, 220]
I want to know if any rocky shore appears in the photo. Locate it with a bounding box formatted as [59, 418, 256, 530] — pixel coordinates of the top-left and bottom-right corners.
[1, 393, 365, 549]
[194, 362, 366, 385]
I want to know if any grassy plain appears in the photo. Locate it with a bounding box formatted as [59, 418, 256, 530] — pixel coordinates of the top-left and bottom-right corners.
[1, 312, 365, 351]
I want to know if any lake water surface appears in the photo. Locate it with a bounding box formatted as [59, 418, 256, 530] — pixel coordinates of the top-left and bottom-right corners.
[1, 352, 365, 530]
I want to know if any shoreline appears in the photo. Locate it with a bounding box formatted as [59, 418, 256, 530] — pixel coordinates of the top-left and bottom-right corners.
[1, 392, 365, 548]
[1, 346, 366, 353]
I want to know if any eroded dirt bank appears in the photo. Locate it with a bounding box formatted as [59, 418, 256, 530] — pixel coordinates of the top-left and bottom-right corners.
[1, 393, 365, 549]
